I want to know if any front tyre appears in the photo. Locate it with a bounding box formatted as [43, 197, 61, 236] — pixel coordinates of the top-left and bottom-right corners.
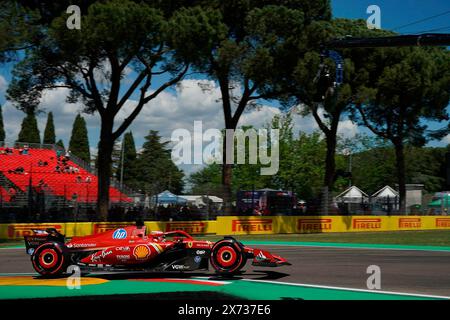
[210, 239, 246, 275]
[31, 242, 68, 277]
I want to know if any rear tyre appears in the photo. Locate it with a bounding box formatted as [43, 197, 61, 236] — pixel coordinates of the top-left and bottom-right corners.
[210, 239, 246, 275]
[31, 242, 68, 277]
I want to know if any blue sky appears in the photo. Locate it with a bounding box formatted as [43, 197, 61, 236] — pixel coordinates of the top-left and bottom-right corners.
[0, 0, 449, 154]
[332, 0, 450, 34]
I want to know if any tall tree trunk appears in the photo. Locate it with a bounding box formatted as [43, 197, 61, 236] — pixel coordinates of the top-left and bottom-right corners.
[96, 120, 114, 221]
[321, 130, 337, 215]
[324, 132, 337, 190]
[217, 74, 234, 216]
[394, 142, 406, 214]
[221, 126, 233, 216]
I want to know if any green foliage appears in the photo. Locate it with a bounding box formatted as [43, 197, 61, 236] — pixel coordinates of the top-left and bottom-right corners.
[189, 114, 328, 201]
[7, 0, 196, 216]
[115, 132, 138, 187]
[0, 105, 5, 142]
[0, 1, 40, 63]
[188, 163, 223, 195]
[134, 130, 184, 195]
[56, 139, 65, 149]
[43, 112, 55, 144]
[349, 145, 448, 194]
[17, 112, 40, 144]
[353, 46, 450, 146]
[69, 114, 90, 163]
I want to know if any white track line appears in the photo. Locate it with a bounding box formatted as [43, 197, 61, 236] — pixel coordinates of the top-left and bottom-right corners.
[242, 279, 450, 299]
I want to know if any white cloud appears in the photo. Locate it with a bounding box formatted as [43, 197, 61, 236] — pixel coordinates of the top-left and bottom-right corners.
[0, 75, 6, 95]
[443, 134, 450, 145]
[337, 119, 359, 139]
[1, 77, 360, 175]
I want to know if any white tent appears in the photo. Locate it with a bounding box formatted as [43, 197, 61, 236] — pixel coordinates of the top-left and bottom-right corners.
[179, 195, 223, 207]
[371, 185, 399, 211]
[335, 186, 369, 203]
[372, 185, 398, 199]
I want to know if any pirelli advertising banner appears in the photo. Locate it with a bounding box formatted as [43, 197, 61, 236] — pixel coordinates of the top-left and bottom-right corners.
[215, 216, 450, 235]
[1, 216, 449, 239]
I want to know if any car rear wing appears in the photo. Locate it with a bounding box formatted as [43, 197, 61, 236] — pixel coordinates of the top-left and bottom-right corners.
[24, 228, 65, 255]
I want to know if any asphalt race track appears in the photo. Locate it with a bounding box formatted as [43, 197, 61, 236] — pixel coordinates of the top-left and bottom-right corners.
[0, 243, 449, 300]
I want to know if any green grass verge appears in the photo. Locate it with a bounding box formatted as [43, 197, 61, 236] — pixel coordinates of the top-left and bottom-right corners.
[197, 230, 450, 246]
[0, 240, 22, 247]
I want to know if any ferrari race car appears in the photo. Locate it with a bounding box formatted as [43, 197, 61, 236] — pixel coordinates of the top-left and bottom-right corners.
[24, 225, 290, 277]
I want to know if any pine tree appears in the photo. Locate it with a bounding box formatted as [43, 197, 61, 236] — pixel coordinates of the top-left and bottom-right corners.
[135, 130, 184, 194]
[0, 104, 5, 143]
[69, 114, 90, 163]
[43, 112, 56, 144]
[116, 131, 138, 186]
[17, 112, 40, 144]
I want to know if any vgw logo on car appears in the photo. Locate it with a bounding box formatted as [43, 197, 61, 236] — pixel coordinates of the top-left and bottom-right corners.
[112, 228, 127, 239]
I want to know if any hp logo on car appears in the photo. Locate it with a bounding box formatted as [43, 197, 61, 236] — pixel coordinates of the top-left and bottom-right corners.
[113, 228, 127, 239]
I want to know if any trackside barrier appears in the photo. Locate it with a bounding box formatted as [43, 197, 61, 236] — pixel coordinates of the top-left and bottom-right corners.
[1, 216, 449, 240]
[215, 216, 450, 235]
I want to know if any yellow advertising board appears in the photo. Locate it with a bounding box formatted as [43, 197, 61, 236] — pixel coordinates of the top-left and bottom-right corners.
[0, 216, 448, 239]
[216, 216, 450, 235]
[0, 222, 66, 240]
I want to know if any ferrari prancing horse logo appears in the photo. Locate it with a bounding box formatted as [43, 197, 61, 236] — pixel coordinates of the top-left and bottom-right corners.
[133, 245, 150, 260]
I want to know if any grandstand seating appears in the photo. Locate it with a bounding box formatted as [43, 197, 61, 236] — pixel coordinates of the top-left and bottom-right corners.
[0, 186, 11, 202]
[0, 147, 131, 204]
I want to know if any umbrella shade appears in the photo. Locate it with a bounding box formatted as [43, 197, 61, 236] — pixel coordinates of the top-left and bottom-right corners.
[152, 190, 187, 204]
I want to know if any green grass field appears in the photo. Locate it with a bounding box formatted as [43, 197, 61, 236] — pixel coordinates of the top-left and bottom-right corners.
[1, 230, 449, 247]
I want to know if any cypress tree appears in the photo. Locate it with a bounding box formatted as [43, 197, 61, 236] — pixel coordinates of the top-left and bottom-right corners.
[69, 114, 90, 163]
[135, 130, 184, 194]
[17, 112, 40, 144]
[56, 139, 65, 149]
[0, 104, 5, 143]
[43, 112, 56, 144]
[116, 131, 138, 186]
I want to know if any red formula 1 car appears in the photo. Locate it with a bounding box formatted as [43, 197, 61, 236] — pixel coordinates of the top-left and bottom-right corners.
[24, 225, 290, 277]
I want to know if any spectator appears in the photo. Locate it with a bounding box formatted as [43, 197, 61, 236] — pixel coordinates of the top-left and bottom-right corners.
[20, 145, 30, 155]
[8, 188, 16, 202]
[65, 150, 71, 159]
[76, 175, 82, 183]
[38, 160, 44, 167]
[85, 176, 92, 183]
[14, 166, 25, 174]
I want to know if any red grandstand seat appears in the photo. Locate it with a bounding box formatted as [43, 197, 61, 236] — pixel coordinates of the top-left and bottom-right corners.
[0, 147, 132, 203]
